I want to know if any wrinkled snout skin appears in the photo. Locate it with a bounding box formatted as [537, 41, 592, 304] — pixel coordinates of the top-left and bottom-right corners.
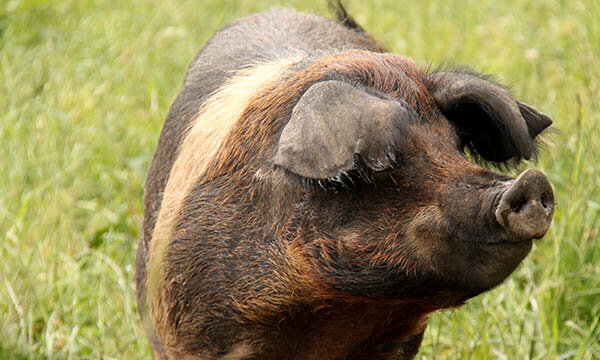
[136, 6, 555, 360]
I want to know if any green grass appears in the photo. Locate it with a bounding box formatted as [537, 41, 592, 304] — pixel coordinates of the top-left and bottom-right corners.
[0, 0, 598, 358]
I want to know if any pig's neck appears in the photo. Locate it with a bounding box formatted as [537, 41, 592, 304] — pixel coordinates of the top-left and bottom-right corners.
[261, 302, 431, 360]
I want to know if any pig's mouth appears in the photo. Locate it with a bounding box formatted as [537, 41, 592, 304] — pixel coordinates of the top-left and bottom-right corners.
[444, 167, 554, 296]
[485, 237, 534, 245]
[491, 169, 555, 243]
[449, 169, 554, 293]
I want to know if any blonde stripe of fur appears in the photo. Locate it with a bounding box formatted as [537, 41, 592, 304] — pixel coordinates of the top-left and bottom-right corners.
[146, 57, 301, 328]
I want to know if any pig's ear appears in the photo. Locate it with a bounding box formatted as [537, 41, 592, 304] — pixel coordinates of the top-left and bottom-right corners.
[427, 71, 552, 164]
[273, 80, 417, 180]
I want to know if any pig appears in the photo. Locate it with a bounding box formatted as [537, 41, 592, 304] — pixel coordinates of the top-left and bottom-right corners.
[136, 5, 555, 360]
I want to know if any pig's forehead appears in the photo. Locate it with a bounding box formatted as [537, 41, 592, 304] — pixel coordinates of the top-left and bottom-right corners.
[289, 50, 440, 120]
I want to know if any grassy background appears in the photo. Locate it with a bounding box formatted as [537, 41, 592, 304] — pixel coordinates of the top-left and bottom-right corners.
[0, 0, 598, 358]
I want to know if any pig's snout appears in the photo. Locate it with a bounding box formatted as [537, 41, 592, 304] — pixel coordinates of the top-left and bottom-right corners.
[495, 169, 555, 240]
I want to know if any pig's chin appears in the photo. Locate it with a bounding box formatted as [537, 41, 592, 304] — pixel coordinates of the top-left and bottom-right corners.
[452, 236, 533, 298]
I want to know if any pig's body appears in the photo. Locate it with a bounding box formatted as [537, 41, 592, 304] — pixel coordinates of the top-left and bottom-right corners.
[136, 7, 554, 360]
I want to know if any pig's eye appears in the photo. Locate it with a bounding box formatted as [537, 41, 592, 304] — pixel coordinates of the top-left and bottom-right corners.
[427, 71, 552, 167]
[274, 80, 415, 186]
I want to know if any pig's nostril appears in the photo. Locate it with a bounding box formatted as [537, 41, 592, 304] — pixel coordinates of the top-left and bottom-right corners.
[511, 197, 527, 213]
[541, 192, 550, 210]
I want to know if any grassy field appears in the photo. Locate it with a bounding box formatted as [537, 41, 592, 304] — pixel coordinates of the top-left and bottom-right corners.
[0, 0, 598, 358]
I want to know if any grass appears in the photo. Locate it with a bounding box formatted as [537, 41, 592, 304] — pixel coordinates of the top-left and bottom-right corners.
[0, 0, 598, 358]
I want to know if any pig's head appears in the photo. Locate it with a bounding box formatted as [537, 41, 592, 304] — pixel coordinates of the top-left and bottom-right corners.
[271, 58, 554, 304]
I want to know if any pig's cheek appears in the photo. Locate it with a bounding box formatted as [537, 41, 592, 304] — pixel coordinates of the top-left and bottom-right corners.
[402, 205, 449, 259]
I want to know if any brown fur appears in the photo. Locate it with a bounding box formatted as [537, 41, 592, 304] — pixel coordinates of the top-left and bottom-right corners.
[155, 50, 466, 359]
[137, 7, 553, 360]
